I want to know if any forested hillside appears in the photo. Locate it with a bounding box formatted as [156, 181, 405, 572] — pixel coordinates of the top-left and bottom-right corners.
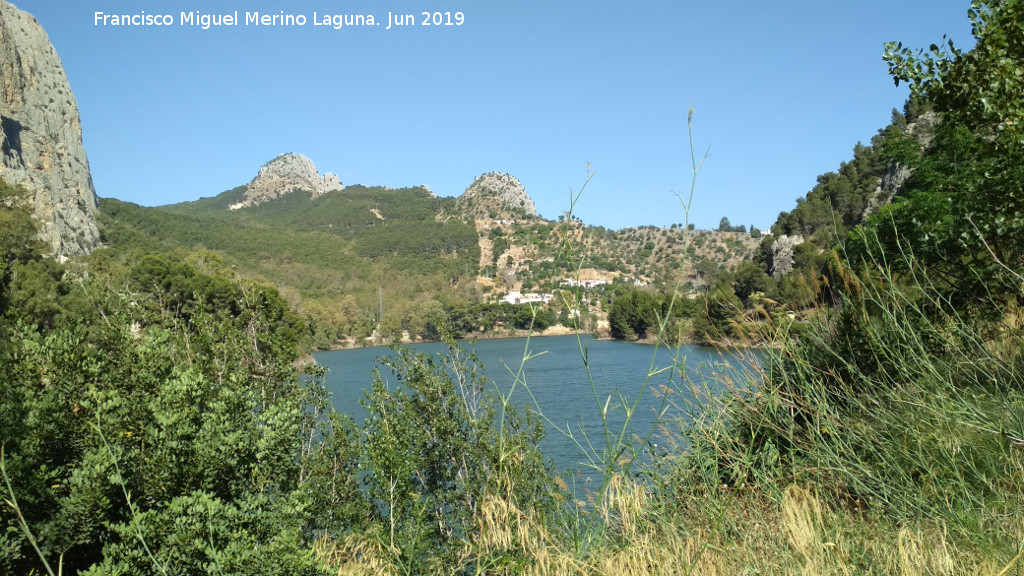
[100, 177, 760, 347]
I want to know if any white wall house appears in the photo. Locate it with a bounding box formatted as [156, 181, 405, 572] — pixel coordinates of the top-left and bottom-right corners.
[560, 279, 608, 289]
[501, 291, 554, 305]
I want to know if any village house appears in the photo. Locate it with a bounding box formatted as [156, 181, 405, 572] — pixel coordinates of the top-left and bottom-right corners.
[501, 291, 554, 305]
[560, 279, 609, 289]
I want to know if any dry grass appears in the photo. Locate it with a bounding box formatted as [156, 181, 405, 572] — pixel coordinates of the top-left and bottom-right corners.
[312, 474, 1021, 575]
[313, 533, 395, 576]
[466, 481, 572, 574]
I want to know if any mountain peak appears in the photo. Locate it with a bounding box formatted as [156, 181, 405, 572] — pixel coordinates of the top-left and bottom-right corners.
[229, 153, 342, 210]
[457, 172, 537, 219]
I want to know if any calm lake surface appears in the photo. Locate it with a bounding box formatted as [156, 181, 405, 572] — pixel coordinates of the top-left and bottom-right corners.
[315, 335, 757, 475]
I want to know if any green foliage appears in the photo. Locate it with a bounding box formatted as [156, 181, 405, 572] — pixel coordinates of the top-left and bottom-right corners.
[884, 0, 1024, 143]
[0, 245, 361, 574]
[100, 186, 480, 324]
[0, 179, 48, 318]
[688, 248, 1024, 541]
[1, 220, 574, 573]
[729, 262, 773, 305]
[716, 217, 747, 233]
[353, 220, 477, 261]
[5, 47, 1023, 570]
[302, 295, 373, 349]
[658, 15, 1024, 563]
[690, 283, 743, 344]
[5, 259, 64, 328]
[100, 178, 763, 348]
[854, 0, 1024, 311]
[360, 344, 556, 572]
[771, 140, 887, 242]
[81, 491, 328, 576]
[608, 289, 658, 340]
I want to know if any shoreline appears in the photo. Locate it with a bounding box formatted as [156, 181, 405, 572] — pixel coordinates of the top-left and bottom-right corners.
[298, 327, 760, 368]
[320, 324, 607, 353]
[295, 326, 611, 367]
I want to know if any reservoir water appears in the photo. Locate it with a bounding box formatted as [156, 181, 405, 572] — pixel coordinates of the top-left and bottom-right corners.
[315, 335, 757, 477]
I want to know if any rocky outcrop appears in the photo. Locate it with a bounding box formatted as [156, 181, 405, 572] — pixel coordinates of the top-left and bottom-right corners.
[230, 153, 342, 210]
[768, 234, 804, 281]
[861, 111, 940, 220]
[0, 0, 101, 256]
[457, 172, 537, 219]
[905, 110, 941, 150]
[861, 162, 913, 220]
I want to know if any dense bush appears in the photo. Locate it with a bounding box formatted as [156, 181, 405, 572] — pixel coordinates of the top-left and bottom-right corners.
[1, 252, 349, 574]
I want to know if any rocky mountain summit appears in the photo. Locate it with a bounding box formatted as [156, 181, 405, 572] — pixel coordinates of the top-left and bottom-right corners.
[0, 0, 101, 255]
[229, 153, 343, 210]
[457, 172, 537, 220]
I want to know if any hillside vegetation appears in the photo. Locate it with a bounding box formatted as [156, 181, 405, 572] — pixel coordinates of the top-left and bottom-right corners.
[100, 177, 759, 348]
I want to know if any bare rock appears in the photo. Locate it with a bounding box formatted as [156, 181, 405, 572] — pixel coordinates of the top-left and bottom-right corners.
[230, 153, 342, 210]
[861, 111, 941, 220]
[0, 0, 101, 256]
[861, 162, 912, 220]
[769, 234, 804, 281]
[905, 110, 941, 150]
[457, 172, 537, 219]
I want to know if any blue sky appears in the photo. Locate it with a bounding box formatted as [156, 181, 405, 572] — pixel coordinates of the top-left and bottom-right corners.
[14, 1, 973, 230]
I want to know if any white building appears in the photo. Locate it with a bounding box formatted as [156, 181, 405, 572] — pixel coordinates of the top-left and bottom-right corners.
[560, 279, 608, 289]
[501, 291, 554, 305]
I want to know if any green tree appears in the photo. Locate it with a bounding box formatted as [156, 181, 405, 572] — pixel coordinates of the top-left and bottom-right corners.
[608, 288, 658, 340]
[731, 262, 774, 305]
[855, 0, 1024, 307]
[0, 179, 48, 317]
[690, 282, 743, 344]
[884, 0, 1024, 143]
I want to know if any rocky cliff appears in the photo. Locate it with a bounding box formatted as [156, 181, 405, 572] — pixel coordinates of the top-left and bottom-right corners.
[457, 172, 537, 219]
[861, 111, 940, 220]
[229, 153, 343, 210]
[0, 0, 101, 256]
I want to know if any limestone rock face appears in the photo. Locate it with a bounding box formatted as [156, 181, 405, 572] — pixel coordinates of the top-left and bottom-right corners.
[768, 234, 804, 281]
[861, 111, 940, 220]
[0, 0, 101, 256]
[457, 172, 537, 219]
[861, 162, 913, 220]
[230, 153, 342, 210]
